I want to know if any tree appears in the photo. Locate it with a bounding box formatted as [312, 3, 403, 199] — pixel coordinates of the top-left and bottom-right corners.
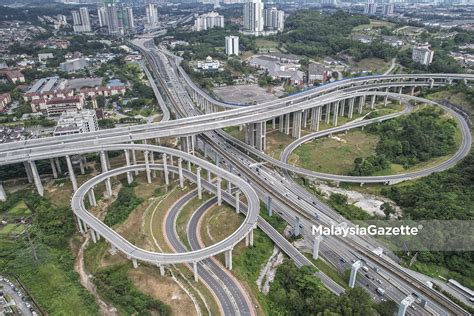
[380, 202, 395, 219]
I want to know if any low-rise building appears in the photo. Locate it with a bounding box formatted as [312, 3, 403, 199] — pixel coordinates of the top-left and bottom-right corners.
[307, 63, 331, 85]
[53, 109, 98, 136]
[31, 96, 84, 116]
[197, 56, 221, 72]
[0, 69, 25, 84]
[60, 58, 89, 73]
[0, 93, 11, 112]
[249, 55, 304, 85]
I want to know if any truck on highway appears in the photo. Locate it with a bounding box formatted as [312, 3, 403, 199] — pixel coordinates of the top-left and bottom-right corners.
[376, 287, 385, 296]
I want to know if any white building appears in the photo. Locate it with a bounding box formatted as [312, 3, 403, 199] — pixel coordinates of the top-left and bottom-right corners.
[194, 11, 224, 31]
[412, 45, 434, 65]
[225, 36, 239, 56]
[243, 0, 264, 35]
[146, 3, 159, 27]
[382, 3, 394, 16]
[98, 6, 107, 27]
[53, 110, 98, 136]
[72, 7, 92, 33]
[197, 56, 221, 71]
[60, 58, 89, 73]
[364, 0, 377, 15]
[105, 0, 120, 35]
[264, 7, 284, 32]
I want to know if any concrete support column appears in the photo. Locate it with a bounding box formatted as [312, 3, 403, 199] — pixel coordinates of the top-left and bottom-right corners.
[294, 216, 301, 236]
[55, 158, 62, 174]
[88, 188, 97, 207]
[91, 229, 97, 243]
[325, 103, 331, 124]
[28, 160, 44, 196]
[332, 102, 340, 126]
[235, 191, 240, 214]
[410, 86, 415, 96]
[227, 181, 231, 193]
[279, 115, 284, 133]
[349, 260, 362, 288]
[339, 99, 345, 116]
[150, 151, 156, 178]
[267, 195, 272, 216]
[50, 158, 58, 179]
[77, 218, 84, 234]
[144, 151, 151, 184]
[429, 78, 434, 88]
[225, 249, 233, 270]
[249, 228, 254, 247]
[79, 157, 85, 175]
[207, 169, 211, 184]
[302, 109, 308, 128]
[66, 155, 78, 193]
[100, 151, 112, 197]
[255, 122, 266, 151]
[348, 98, 355, 119]
[370, 94, 376, 109]
[358, 96, 365, 114]
[124, 150, 133, 184]
[0, 183, 6, 202]
[163, 153, 169, 185]
[196, 167, 202, 199]
[169, 156, 175, 179]
[245, 123, 255, 147]
[132, 259, 138, 269]
[313, 235, 324, 260]
[216, 177, 222, 206]
[178, 158, 184, 188]
[292, 111, 302, 139]
[159, 265, 165, 276]
[397, 296, 415, 316]
[193, 261, 199, 282]
[272, 117, 276, 129]
[131, 144, 138, 175]
[284, 113, 290, 135]
[23, 162, 33, 183]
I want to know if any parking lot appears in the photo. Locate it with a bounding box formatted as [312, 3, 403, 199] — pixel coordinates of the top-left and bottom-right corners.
[0, 276, 38, 315]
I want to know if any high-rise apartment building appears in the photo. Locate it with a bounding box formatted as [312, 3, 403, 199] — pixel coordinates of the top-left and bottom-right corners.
[364, 0, 377, 15]
[412, 45, 434, 65]
[72, 7, 92, 33]
[104, 0, 120, 35]
[146, 3, 159, 27]
[243, 0, 264, 35]
[194, 11, 224, 31]
[264, 7, 284, 32]
[382, 3, 394, 16]
[118, 6, 135, 34]
[225, 36, 239, 56]
[97, 6, 107, 27]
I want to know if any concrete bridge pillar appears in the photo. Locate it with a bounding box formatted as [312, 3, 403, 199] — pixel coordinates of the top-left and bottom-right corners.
[79, 157, 85, 175]
[77, 218, 85, 234]
[249, 228, 254, 246]
[207, 169, 211, 184]
[410, 86, 415, 96]
[245, 124, 255, 147]
[88, 188, 97, 207]
[124, 150, 133, 184]
[178, 158, 184, 188]
[255, 122, 266, 151]
[267, 195, 272, 217]
[272, 117, 276, 129]
[66, 155, 78, 193]
[397, 296, 415, 316]
[0, 183, 6, 202]
[50, 158, 58, 179]
[349, 260, 362, 288]
[159, 265, 166, 276]
[132, 259, 138, 269]
[284, 113, 290, 135]
[100, 151, 112, 197]
[325, 103, 331, 124]
[292, 111, 302, 139]
[163, 153, 169, 185]
[215, 153, 220, 167]
[429, 78, 434, 89]
[370, 94, 376, 109]
[193, 261, 199, 282]
[227, 181, 232, 193]
[150, 152, 156, 178]
[216, 177, 222, 206]
[131, 143, 138, 175]
[302, 109, 308, 128]
[348, 98, 355, 119]
[358, 96, 365, 114]
[293, 216, 301, 236]
[235, 191, 240, 214]
[29, 160, 44, 196]
[384, 88, 389, 107]
[313, 235, 324, 260]
[55, 158, 62, 174]
[279, 115, 284, 133]
[23, 162, 33, 183]
[339, 99, 345, 116]
[332, 102, 340, 126]
[143, 150, 151, 183]
[310, 107, 321, 132]
[91, 229, 97, 243]
[225, 249, 233, 270]
[196, 167, 202, 199]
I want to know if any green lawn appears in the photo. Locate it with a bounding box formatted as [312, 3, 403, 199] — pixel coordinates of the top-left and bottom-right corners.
[291, 129, 379, 175]
[0, 223, 25, 236]
[8, 201, 31, 216]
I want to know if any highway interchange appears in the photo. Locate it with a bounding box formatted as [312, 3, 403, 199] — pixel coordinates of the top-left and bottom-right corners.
[1, 33, 473, 315]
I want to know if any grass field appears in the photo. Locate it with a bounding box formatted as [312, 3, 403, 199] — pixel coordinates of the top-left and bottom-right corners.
[355, 58, 390, 74]
[291, 129, 380, 175]
[0, 223, 25, 236]
[7, 201, 31, 216]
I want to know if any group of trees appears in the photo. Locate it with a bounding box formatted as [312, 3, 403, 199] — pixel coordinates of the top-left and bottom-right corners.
[268, 261, 397, 315]
[277, 10, 396, 62]
[94, 265, 171, 315]
[103, 182, 143, 227]
[351, 107, 457, 176]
